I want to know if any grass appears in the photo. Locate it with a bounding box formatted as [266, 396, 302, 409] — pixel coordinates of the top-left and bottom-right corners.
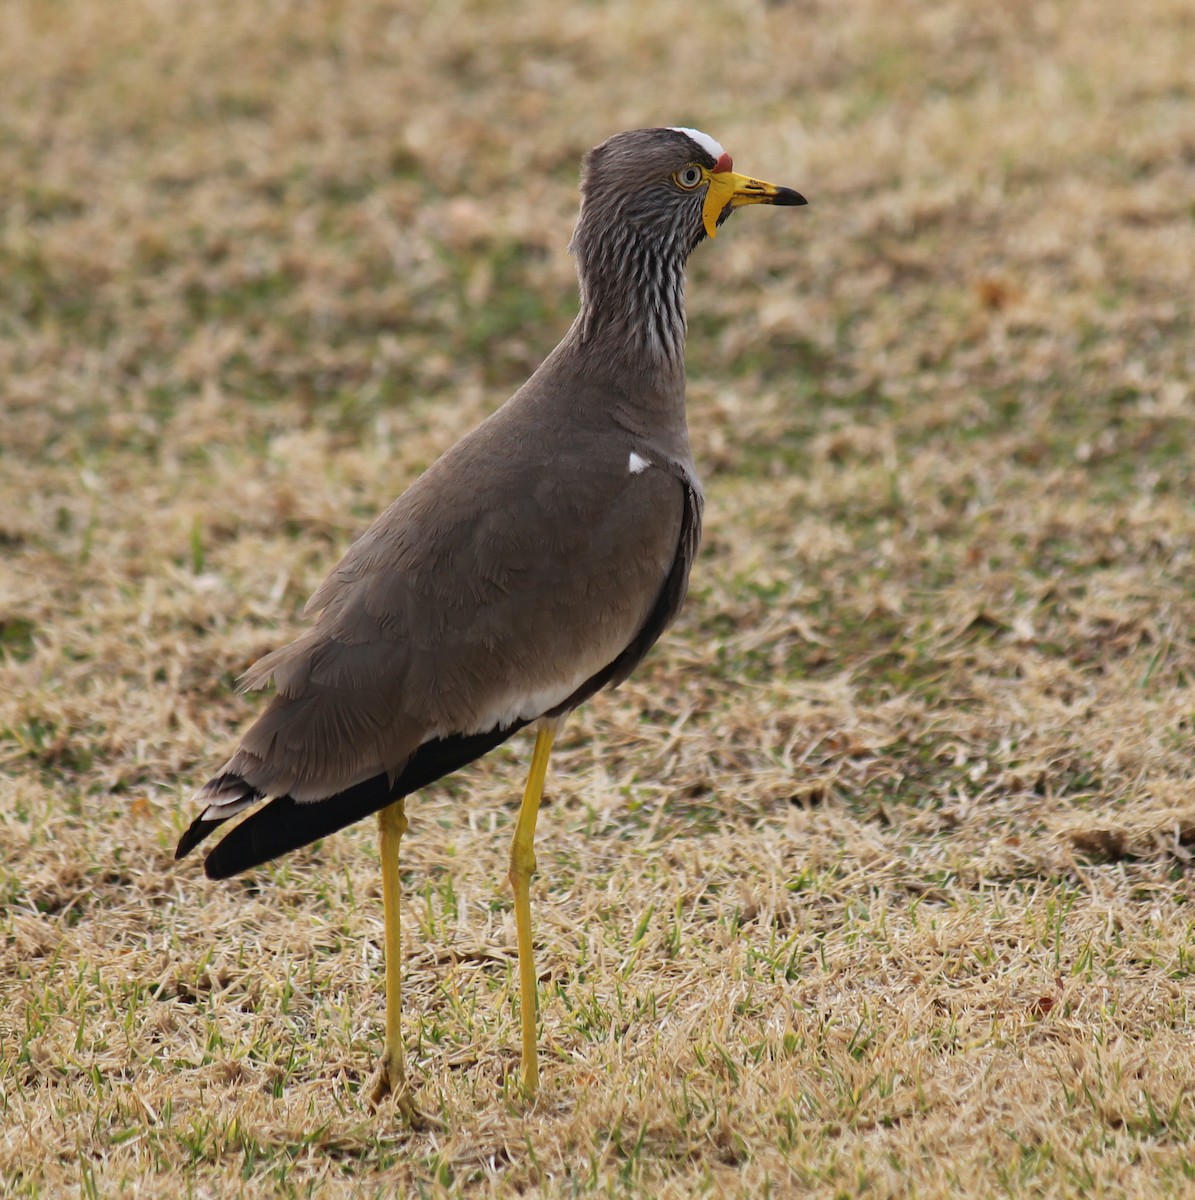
[2, 0, 1195, 1194]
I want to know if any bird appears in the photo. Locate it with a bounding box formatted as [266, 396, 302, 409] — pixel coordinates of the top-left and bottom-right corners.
[175, 126, 806, 1117]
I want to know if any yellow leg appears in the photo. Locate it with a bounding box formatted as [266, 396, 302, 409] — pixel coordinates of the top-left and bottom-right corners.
[369, 798, 426, 1123]
[509, 721, 556, 1096]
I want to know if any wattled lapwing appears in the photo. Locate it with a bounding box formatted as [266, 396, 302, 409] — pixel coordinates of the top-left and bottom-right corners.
[177, 126, 805, 1116]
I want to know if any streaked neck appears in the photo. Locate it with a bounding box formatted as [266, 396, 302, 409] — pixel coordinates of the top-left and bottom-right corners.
[572, 223, 690, 383]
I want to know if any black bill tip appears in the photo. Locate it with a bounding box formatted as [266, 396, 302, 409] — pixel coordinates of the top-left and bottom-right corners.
[773, 187, 808, 206]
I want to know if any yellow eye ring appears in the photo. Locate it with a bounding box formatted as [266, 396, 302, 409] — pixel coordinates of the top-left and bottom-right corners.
[673, 165, 705, 190]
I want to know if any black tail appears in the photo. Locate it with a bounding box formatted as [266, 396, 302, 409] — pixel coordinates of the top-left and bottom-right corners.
[176, 812, 235, 861]
[175, 774, 263, 860]
[190, 721, 529, 880]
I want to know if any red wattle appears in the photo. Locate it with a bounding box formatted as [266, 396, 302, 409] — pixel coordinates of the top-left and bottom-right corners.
[713, 152, 733, 173]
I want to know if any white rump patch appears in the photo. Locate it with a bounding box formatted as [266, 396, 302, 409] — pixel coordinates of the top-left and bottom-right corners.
[424, 666, 600, 744]
[628, 451, 651, 475]
[193, 773, 261, 820]
[669, 127, 725, 161]
[200, 796, 256, 822]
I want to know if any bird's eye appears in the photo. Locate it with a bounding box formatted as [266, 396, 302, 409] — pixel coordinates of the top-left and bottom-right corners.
[673, 165, 704, 190]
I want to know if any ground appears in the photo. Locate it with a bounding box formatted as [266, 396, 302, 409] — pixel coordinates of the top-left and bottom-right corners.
[1, 0, 1194, 1195]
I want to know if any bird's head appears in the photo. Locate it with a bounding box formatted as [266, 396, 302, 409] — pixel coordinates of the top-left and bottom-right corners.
[572, 126, 806, 262]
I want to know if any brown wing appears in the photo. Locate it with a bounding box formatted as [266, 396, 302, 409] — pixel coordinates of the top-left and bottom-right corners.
[177, 461, 702, 878]
[549, 466, 702, 714]
[210, 426, 689, 803]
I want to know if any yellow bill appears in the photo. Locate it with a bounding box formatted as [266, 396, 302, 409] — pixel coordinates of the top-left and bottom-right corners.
[702, 170, 807, 238]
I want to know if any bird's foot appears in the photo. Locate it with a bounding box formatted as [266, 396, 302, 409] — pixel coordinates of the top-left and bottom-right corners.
[368, 1062, 441, 1130]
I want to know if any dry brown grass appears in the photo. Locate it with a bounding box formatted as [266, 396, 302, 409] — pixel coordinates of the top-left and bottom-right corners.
[2, 0, 1194, 1194]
